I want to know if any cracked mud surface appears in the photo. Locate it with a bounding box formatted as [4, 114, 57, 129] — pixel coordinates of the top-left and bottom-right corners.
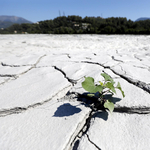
[0, 35, 150, 150]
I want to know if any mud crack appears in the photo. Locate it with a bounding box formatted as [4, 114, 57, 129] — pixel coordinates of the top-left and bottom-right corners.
[111, 56, 124, 63]
[69, 110, 94, 150]
[134, 54, 142, 61]
[0, 55, 46, 85]
[0, 74, 16, 78]
[1, 62, 33, 67]
[81, 60, 150, 94]
[0, 107, 27, 117]
[53, 53, 71, 58]
[53, 66, 78, 85]
[0, 85, 71, 117]
[86, 133, 102, 150]
[114, 106, 150, 114]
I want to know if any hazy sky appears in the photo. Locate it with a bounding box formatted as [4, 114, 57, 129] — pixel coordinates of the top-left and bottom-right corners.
[1, 0, 150, 22]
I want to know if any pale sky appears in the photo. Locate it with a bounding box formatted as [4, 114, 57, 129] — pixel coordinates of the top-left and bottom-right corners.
[1, 0, 150, 22]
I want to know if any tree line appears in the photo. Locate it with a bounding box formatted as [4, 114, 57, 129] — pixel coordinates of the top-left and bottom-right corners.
[1, 15, 150, 34]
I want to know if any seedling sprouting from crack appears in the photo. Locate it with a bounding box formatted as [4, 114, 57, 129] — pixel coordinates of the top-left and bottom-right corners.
[82, 73, 125, 113]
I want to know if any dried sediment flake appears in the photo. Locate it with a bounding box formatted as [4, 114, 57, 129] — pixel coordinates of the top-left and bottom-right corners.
[0, 35, 150, 150]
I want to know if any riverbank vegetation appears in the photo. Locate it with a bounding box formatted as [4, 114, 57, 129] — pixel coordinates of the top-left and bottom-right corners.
[1, 15, 150, 34]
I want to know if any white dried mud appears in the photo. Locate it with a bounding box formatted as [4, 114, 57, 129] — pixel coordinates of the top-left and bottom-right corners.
[0, 34, 150, 150]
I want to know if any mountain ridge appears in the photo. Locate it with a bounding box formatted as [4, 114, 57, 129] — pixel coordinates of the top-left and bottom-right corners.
[0, 15, 33, 23]
[135, 17, 150, 22]
[0, 15, 33, 28]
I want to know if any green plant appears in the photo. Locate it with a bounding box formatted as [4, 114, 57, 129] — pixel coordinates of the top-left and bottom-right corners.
[82, 73, 125, 113]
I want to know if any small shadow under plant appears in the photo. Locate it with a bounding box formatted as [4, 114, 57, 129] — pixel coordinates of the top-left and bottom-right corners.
[53, 92, 121, 120]
[53, 103, 81, 117]
[77, 92, 121, 120]
[78, 93, 121, 109]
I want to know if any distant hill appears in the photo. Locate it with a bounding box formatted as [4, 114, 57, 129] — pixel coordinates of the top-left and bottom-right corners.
[0, 15, 33, 28]
[135, 17, 150, 22]
[0, 21, 14, 29]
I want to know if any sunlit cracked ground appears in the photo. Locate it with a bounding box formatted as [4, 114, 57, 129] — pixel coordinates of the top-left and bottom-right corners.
[0, 34, 150, 150]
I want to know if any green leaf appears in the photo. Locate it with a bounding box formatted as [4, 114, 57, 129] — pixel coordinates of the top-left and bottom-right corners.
[105, 82, 116, 94]
[104, 100, 114, 113]
[82, 77, 103, 93]
[116, 82, 125, 97]
[101, 73, 115, 84]
[87, 93, 95, 97]
[99, 81, 104, 86]
[87, 92, 101, 98]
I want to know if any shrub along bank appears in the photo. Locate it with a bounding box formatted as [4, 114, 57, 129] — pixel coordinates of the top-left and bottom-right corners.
[1, 16, 150, 34]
